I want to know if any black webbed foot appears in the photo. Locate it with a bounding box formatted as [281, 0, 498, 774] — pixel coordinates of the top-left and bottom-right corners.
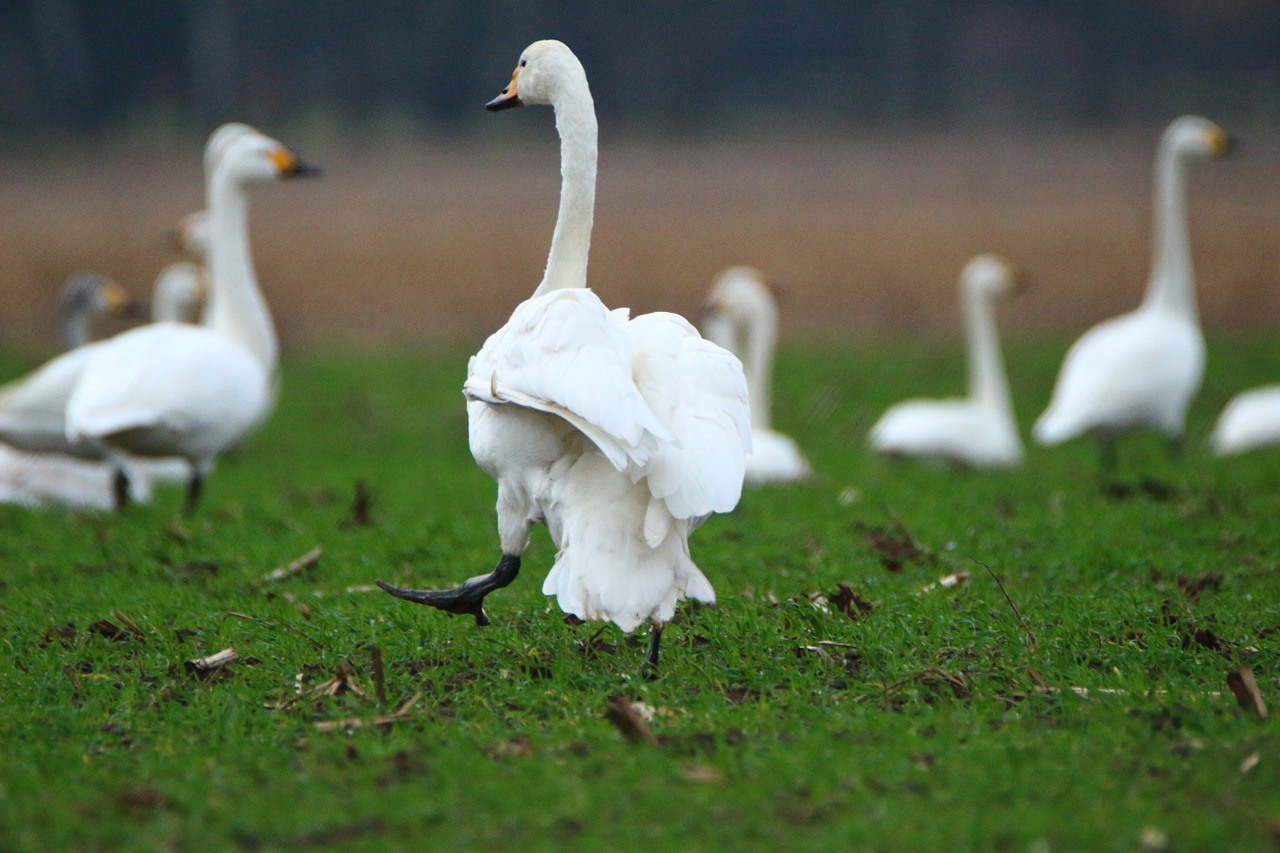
[376, 554, 521, 627]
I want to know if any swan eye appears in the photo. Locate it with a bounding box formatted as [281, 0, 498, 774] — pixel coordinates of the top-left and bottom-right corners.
[519, 59, 527, 68]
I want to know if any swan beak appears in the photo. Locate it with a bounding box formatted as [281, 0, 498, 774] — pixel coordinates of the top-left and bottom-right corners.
[100, 280, 139, 317]
[1008, 265, 1030, 296]
[486, 67, 524, 111]
[270, 147, 322, 178]
[1209, 127, 1237, 157]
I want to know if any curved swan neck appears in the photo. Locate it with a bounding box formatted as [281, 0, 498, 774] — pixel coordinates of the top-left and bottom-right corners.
[964, 285, 1012, 414]
[532, 72, 597, 296]
[1142, 143, 1196, 320]
[205, 175, 277, 372]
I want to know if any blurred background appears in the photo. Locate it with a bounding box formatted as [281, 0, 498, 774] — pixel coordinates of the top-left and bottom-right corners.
[0, 1, 1277, 351]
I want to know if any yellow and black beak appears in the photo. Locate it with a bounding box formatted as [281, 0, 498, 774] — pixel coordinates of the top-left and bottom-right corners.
[486, 65, 524, 111]
[1007, 263, 1031, 297]
[1208, 126, 1238, 157]
[101, 280, 147, 318]
[270, 147, 321, 178]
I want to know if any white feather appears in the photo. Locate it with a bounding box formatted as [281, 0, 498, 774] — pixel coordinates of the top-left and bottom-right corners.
[468, 40, 750, 632]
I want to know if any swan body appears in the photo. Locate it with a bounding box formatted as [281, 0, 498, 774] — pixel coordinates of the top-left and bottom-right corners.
[869, 254, 1024, 468]
[0, 125, 314, 511]
[379, 40, 750, 656]
[701, 266, 810, 483]
[1033, 116, 1232, 453]
[1212, 386, 1280, 455]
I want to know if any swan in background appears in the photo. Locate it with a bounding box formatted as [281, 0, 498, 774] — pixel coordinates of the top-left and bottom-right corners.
[1, 275, 143, 508]
[868, 254, 1025, 468]
[0, 125, 316, 513]
[1033, 116, 1234, 470]
[1212, 387, 1280, 455]
[0, 218, 215, 510]
[58, 273, 143, 349]
[701, 266, 810, 483]
[377, 40, 751, 669]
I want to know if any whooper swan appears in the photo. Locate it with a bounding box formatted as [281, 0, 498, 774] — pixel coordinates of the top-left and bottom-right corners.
[1212, 387, 1280, 456]
[701, 266, 811, 483]
[869, 254, 1025, 468]
[0, 125, 316, 513]
[1033, 116, 1233, 470]
[377, 40, 751, 669]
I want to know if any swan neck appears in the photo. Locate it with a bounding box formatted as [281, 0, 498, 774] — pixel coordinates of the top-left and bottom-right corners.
[532, 79, 597, 296]
[1143, 146, 1196, 319]
[61, 311, 91, 350]
[743, 302, 777, 432]
[964, 287, 1012, 413]
[205, 177, 277, 371]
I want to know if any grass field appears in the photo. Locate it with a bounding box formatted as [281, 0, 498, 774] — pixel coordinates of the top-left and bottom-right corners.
[1, 336, 1278, 851]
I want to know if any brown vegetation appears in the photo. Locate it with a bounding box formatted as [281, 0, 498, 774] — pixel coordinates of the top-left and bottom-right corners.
[0, 127, 1276, 355]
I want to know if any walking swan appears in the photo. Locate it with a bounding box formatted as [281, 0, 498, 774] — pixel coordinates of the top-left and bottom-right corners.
[868, 254, 1024, 468]
[377, 40, 751, 668]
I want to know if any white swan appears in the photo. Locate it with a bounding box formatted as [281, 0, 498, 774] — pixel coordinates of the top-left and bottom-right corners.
[701, 266, 810, 483]
[377, 40, 751, 668]
[0, 125, 315, 512]
[0, 276, 141, 509]
[1212, 387, 1280, 455]
[869, 254, 1025, 468]
[1033, 116, 1233, 468]
[0, 263, 203, 509]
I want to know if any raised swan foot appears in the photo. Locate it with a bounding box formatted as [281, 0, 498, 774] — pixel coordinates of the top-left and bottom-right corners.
[376, 554, 521, 627]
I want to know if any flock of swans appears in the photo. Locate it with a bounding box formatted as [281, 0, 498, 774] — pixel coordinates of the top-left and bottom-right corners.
[0, 39, 1274, 665]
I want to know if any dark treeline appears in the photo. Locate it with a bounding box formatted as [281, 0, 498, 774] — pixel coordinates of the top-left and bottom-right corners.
[3, 0, 1278, 140]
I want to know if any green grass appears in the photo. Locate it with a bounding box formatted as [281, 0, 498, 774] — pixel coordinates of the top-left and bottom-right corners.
[1, 337, 1278, 852]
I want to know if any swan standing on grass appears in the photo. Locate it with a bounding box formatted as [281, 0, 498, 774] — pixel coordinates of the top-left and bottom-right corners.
[377, 40, 751, 669]
[868, 254, 1025, 468]
[1212, 387, 1280, 455]
[701, 266, 810, 483]
[0, 266, 201, 509]
[0, 125, 316, 513]
[0, 275, 141, 508]
[1033, 116, 1234, 471]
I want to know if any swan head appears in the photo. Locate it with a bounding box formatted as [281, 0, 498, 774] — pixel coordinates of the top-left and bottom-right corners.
[59, 273, 144, 321]
[151, 262, 207, 324]
[203, 122, 258, 177]
[168, 210, 209, 261]
[960, 254, 1026, 299]
[210, 128, 321, 188]
[1162, 115, 1235, 161]
[703, 267, 777, 324]
[486, 39, 587, 111]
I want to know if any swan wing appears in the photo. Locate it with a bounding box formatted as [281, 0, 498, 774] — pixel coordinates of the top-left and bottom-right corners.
[0, 343, 103, 455]
[66, 323, 269, 459]
[464, 289, 672, 471]
[627, 311, 751, 520]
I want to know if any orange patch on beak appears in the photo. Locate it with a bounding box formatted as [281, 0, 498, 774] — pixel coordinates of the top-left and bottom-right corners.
[269, 147, 298, 174]
[486, 66, 524, 111]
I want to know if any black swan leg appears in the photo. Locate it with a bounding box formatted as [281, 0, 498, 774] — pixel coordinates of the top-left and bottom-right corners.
[377, 554, 521, 627]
